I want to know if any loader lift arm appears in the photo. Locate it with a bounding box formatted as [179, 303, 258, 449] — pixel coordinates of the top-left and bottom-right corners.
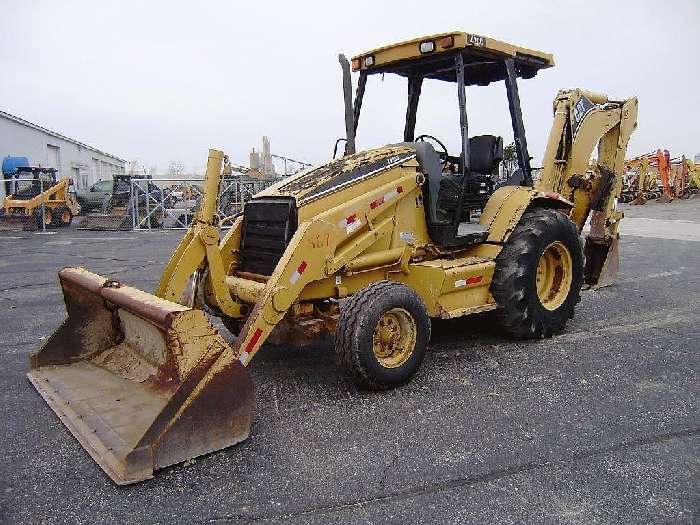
[155, 150, 246, 318]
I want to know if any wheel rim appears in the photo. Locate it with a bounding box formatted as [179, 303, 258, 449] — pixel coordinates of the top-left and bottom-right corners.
[535, 241, 573, 311]
[372, 308, 417, 368]
[44, 209, 52, 225]
[61, 210, 71, 223]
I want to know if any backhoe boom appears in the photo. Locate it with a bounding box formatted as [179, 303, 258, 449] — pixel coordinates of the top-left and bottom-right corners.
[536, 89, 638, 286]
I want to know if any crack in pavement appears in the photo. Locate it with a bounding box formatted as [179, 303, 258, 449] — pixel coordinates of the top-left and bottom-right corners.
[0, 247, 159, 265]
[206, 428, 700, 523]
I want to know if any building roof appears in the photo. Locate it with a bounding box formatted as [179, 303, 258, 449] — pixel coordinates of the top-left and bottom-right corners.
[0, 109, 126, 163]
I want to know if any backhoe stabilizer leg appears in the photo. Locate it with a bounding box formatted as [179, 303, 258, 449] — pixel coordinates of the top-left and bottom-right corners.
[583, 236, 619, 289]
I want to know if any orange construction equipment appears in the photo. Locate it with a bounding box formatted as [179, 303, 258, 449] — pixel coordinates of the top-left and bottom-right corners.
[625, 149, 675, 205]
[655, 149, 674, 203]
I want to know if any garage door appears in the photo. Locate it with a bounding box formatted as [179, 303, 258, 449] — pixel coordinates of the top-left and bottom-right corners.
[47, 144, 60, 171]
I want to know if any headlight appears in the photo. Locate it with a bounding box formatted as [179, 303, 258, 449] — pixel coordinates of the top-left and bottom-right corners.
[363, 55, 374, 67]
[419, 41, 435, 54]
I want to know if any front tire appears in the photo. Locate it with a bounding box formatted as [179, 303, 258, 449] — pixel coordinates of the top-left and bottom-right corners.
[34, 208, 53, 229]
[335, 281, 431, 390]
[490, 207, 583, 338]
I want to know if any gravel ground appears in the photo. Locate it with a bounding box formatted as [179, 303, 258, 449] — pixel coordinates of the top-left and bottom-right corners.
[0, 199, 698, 524]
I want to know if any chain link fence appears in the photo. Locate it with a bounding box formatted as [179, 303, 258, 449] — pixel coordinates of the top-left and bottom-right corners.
[129, 176, 279, 230]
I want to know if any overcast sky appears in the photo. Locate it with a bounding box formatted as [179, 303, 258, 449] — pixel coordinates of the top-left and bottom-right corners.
[1, 0, 698, 173]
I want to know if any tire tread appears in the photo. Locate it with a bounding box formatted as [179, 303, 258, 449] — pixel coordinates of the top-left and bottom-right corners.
[490, 208, 583, 339]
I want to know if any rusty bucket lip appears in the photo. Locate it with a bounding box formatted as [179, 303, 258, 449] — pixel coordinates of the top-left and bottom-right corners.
[27, 370, 153, 485]
[28, 362, 254, 485]
[59, 267, 189, 329]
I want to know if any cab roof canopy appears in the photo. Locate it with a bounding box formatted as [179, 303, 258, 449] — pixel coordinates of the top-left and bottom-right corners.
[351, 31, 554, 86]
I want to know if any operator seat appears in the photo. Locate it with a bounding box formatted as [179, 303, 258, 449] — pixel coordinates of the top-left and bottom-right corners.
[437, 135, 503, 216]
[406, 139, 497, 245]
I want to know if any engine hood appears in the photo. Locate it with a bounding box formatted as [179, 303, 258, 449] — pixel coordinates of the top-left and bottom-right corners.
[256, 145, 417, 205]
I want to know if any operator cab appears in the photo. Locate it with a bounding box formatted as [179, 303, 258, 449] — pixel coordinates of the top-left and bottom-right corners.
[8, 166, 58, 199]
[343, 32, 554, 246]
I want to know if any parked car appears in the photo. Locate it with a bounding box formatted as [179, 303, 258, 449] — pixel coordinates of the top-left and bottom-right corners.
[75, 179, 113, 214]
[75, 176, 164, 214]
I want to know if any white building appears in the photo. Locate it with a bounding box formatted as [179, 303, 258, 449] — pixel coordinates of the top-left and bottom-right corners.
[0, 109, 125, 198]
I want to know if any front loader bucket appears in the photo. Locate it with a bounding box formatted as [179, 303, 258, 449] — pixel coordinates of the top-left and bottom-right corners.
[0, 213, 38, 231]
[583, 236, 619, 289]
[28, 268, 254, 484]
[76, 214, 132, 231]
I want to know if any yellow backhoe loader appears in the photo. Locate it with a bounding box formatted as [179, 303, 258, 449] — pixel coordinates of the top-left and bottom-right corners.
[28, 32, 637, 484]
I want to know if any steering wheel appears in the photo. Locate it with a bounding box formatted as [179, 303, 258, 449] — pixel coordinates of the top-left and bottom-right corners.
[415, 134, 449, 162]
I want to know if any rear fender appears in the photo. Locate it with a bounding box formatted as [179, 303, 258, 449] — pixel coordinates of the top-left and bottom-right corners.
[481, 185, 574, 243]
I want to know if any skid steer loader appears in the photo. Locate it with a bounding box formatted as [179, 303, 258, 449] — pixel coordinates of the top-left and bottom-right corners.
[1, 167, 80, 230]
[29, 31, 637, 484]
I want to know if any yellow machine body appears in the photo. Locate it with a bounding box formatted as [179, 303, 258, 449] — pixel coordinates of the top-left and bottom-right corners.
[28, 32, 638, 484]
[1, 177, 80, 230]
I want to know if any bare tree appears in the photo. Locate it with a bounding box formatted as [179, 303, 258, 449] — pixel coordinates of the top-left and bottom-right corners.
[500, 142, 518, 183]
[168, 161, 185, 179]
[127, 159, 141, 176]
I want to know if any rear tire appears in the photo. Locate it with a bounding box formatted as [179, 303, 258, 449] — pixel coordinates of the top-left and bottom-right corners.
[53, 205, 73, 227]
[335, 281, 431, 390]
[490, 208, 583, 338]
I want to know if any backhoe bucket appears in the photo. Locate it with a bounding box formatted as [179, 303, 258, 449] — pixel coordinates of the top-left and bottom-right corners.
[28, 268, 254, 484]
[583, 236, 619, 289]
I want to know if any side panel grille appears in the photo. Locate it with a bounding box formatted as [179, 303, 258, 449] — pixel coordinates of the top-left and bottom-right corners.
[240, 198, 297, 276]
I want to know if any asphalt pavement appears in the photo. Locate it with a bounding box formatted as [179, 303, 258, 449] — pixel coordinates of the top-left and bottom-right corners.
[0, 199, 697, 524]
